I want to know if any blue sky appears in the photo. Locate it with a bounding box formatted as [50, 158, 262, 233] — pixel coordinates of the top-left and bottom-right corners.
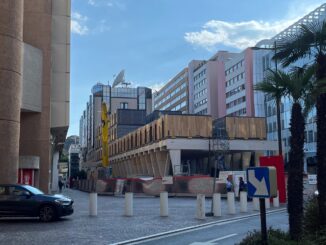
[69, 0, 326, 136]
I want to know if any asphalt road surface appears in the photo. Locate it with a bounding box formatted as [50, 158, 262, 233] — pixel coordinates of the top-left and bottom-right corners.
[115, 209, 288, 245]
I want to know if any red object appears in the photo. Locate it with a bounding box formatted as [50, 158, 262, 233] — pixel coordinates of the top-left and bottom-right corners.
[260, 155, 286, 203]
[18, 169, 34, 185]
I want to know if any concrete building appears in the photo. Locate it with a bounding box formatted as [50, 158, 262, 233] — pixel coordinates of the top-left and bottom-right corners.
[223, 48, 269, 118]
[0, 1, 70, 192]
[188, 51, 237, 118]
[153, 68, 189, 113]
[79, 82, 152, 167]
[109, 115, 277, 178]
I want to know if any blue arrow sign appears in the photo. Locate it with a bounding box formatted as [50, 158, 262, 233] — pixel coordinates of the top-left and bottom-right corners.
[247, 167, 277, 198]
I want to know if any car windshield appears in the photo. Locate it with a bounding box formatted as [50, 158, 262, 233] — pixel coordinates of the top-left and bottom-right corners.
[23, 185, 44, 195]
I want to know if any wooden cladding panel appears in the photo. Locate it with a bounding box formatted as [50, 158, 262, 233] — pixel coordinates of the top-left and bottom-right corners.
[109, 115, 213, 156]
[224, 117, 266, 139]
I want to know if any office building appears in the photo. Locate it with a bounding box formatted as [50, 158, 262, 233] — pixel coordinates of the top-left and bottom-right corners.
[257, 3, 326, 171]
[79, 82, 152, 167]
[223, 48, 269, 118]
[153, 68, 189, 113]
[0, 0, 70, 192]
[188, 51, 237, 118]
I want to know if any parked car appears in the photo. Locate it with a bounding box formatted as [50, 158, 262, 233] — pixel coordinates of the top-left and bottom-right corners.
[0, 184, 73, 222]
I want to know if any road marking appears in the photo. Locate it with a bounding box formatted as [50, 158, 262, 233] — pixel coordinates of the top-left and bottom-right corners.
[209, 233, 238, 243]
[111, 208, 286, 245]
[189, 233, 238, 245]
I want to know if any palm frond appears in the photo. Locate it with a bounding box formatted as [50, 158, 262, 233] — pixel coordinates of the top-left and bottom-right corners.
[273, 20, 326, 67]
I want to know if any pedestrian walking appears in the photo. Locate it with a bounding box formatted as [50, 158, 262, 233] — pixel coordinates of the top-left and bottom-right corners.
[58, 179, 64, 193]
[226, 176, 233, 192]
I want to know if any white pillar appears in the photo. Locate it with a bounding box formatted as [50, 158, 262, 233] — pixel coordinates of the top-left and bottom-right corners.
[213, 193, 221, 217]
[265, 198, 270, 209]
[169, 150, 181, 175]
[125, 192, 133, 216]
[240, 191, 247, 213]
[253, 198, 260, 211]
[273, 191, 280, 208]
[160, 192, 168, 217]
[89, 192, 97, 216]
[196, 194, 206, 219]
[227, 192, 236, 214]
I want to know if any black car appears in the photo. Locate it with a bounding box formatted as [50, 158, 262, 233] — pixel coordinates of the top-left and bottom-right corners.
[0, 184, 73, 222]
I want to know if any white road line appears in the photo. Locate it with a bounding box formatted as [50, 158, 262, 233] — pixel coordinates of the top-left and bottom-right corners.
[209, 233, 238, 243]
[188, 233, 238, 245]
[111, 208, 286, 245]
[130, 219, 245, 245]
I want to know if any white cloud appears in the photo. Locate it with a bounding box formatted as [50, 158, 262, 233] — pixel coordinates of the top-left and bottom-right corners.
[71, 12, 89, 35]
[148, 82, 166, 92]
[184, 1, 326, 50]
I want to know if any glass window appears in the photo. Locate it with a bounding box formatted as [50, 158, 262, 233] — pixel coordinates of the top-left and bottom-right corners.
[120, 102, 128, 109]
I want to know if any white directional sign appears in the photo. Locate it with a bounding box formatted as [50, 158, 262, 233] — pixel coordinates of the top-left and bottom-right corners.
[246, 167, 277, 198]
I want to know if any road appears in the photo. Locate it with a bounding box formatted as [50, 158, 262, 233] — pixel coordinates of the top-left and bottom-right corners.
[115, 209, 288, 245]
[0, 189, 287, 245]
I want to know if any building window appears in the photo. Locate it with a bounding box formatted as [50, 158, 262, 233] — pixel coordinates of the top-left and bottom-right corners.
[308, 130, 314, 143]
[120, 102, 128, 109]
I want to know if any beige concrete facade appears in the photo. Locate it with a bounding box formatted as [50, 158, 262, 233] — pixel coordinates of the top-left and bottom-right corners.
[0, 0, 24, 184]
[0, 0, 70, 192]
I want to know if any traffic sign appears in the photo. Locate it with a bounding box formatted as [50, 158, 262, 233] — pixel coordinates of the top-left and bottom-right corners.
[246, 167, 277, 198]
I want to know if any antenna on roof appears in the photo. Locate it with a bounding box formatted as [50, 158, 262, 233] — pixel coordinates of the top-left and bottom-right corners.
[112, 70, 125, 88]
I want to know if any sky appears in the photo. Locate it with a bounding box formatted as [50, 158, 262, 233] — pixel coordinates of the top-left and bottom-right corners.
[68, 0, 326, 136]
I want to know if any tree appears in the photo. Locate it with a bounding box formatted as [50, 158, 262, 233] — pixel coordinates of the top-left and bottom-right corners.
[273, 20, 326, 227]
[255, 66, 314, 240]
[284, 65, 314, 240]
[254, 68, 287, 155]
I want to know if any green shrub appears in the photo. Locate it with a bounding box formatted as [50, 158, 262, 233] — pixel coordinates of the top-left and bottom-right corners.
[236, 228, 296, 245]
[303, 195, 319, 235]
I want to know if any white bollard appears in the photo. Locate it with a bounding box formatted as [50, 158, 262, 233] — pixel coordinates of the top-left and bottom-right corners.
[227, 192, 236, 214]
[265, 198, 270, 209]
[89, 192, 97, 216]
[160, 192, 168, 217]
[125, 192, 133, 216]
[273, 191, 280, 208]
[253, 197, 260, 211]
[213, 193, 221, 217]
[240, 191, 248, 213]
[196, 194, 206, 219]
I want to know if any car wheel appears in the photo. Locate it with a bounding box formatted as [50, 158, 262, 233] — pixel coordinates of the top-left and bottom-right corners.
[39, 205, 56, 222]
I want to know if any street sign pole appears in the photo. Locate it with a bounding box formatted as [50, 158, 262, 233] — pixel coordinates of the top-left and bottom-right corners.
[259, 198, 268, 245]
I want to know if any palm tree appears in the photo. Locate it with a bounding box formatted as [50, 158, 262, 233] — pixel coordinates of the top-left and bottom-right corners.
[273, 20, 326, 227]
[283, 65, 314, 240]
[254, 69, 287, 156]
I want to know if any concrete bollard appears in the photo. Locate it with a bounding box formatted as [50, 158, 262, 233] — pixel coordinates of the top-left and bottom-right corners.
[196, 194, 206, 219]
[265, 198, 270, 209]
[227, 192, 236, 214]
[160, 192, 168, 217]
[240, 191, 247, 212]
[125, 192, 133, 216]
[253, 197, 260, 211]
[213, 193, 221, 217]
[89, 192, 97, 216]
[273, 191, 280, 208]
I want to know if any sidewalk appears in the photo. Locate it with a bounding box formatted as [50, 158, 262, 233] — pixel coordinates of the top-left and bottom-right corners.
[0, 189, 285, 245]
